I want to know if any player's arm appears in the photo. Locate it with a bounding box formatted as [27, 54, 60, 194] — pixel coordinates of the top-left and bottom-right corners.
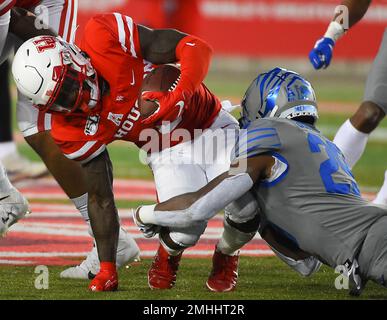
[81, 150, 120, 262]
[309, 0, 372, 69]
[135, 155, 274, 229]
[137, 25, 213, 124]
[9, 7, 56, 40]
[0, 9, 10, 56]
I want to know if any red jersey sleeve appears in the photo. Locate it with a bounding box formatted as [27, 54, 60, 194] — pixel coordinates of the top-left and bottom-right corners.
[54, 139, 106, 164]
[0, 0, 15, 16]
[80, 13, 142, 86]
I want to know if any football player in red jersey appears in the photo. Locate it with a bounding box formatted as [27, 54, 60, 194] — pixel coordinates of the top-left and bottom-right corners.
[12, 12, 244, 291]
[1, 2, 140, 279]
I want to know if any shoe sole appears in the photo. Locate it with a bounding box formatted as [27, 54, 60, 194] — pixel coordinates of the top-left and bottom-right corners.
[205, 281, 236, 293]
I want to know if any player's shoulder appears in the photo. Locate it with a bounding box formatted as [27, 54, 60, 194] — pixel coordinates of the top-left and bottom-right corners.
[84, 12, 135, 35]
[235, 118, 283, 159]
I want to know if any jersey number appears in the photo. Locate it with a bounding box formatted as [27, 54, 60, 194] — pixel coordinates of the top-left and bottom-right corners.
[307, 132, 360, 196]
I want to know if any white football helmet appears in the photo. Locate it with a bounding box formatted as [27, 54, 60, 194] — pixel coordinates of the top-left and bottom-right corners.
[12, 35, 100, 114]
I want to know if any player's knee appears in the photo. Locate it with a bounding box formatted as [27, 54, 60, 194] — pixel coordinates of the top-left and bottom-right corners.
[168, 222, 207, 248]
[226, 214, 260, 234]
[351, 101, 386, 133]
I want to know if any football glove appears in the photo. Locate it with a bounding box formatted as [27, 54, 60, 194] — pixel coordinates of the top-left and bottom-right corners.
[309, 37, 335, 70]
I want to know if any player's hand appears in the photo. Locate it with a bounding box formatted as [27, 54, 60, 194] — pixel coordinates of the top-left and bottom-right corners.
[309, 37, 335, 70]
[132, 207, 160, 238]
[141, 89, 186, 125]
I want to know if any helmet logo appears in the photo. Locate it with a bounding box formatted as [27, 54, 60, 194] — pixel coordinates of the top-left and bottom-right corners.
[33, 36, 57, 53]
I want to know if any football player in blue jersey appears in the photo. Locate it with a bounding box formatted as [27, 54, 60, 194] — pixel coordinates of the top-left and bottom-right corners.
[135, 67, 387, 296]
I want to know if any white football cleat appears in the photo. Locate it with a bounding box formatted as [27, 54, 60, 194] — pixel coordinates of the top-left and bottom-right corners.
[60, 227, 140, 279]
[0, 187, 30, 237]
[1, 152, 49, 182]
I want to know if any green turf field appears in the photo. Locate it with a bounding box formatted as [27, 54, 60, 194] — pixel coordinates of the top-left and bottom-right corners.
[1, 257, 386, 300]
[5, 68, 387, 300]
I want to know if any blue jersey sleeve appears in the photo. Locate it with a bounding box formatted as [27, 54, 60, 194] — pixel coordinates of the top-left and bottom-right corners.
[234, 119, 282, 160]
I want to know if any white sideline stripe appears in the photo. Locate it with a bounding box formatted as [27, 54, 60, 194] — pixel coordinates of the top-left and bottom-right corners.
[9, 223, 263, 240]
[0, 260, 34, 265]
[14, 178, 156, 189]
[0, 250, 274, 259]
[0, 252, 89, 258]
[114, 12, 127, 53]
[22, 192, 156, 201]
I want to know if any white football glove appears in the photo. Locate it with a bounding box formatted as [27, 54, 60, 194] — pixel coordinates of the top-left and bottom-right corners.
[132, 207, 160, 238]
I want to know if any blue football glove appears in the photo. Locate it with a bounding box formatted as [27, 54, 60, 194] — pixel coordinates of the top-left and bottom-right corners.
[309, 37, 335, 70]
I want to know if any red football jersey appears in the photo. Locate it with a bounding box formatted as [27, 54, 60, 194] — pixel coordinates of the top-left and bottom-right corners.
[51, 13, 221, 163]
[0, 0, 40, 16]
[0, 0, 16, 15]
[15, 0, 40, 9]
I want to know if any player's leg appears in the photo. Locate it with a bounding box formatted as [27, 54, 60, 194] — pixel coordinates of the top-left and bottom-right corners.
[147, 143, 210, 289]
[206, 191, 259, 292]
[356, 215, 387, 295]
[202, 109, 253, 292]
[333, 30, 387, 169]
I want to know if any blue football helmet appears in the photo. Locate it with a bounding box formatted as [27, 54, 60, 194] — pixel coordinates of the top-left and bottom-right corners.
[240, 67, 318, 127]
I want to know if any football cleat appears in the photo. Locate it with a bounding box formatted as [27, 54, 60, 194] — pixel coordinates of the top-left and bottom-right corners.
[1, 152, 49, 182]
[270, 246, 322, 277]
[60, 227, 140, 279]
[0, 187, 30, 237]
[148, 244, 182, 290]
[132, 207, 160, 238]
[348, 259, 366, 297]
[88, 270, 118, 292]
[206, 249, 239, 292]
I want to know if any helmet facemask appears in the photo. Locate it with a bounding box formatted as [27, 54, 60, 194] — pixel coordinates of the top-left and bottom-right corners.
[36, 41, 100, 115]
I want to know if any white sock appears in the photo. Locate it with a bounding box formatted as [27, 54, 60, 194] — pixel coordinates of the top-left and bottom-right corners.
[216, 219, 255, 256]
[71, 193, 89, 222]
[333, 119, 369, 169]
[0, 163, 13, 195]
[373, 170, 387, 205]
[0, 142, 17, 160]
[160, 237, 183, 256]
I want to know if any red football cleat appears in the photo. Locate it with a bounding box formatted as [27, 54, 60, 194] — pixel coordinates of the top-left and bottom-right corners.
[206, 249, 239, 292]
[88, 262, 118, 292]
[148, 245, 182, 290]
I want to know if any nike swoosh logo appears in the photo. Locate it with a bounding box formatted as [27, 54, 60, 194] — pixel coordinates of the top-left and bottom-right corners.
[0, 195, 10, 202]
[175, 100, 185, 117]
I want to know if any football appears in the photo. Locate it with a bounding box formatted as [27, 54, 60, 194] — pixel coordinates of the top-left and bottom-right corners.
[139, 64, 181, 118]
